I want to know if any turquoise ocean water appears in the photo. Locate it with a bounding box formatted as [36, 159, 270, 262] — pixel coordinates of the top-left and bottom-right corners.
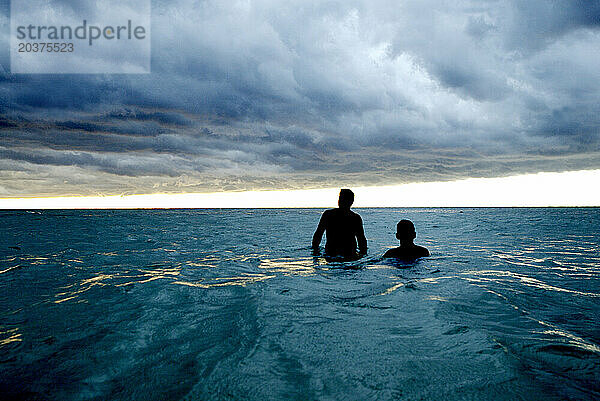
[1, 208, 599, 400]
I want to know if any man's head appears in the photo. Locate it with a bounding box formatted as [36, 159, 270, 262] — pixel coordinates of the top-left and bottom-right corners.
[396, 220, 416, 241]
[338, 189, 354, 209]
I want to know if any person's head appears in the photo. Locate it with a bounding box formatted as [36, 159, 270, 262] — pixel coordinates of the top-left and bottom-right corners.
[338, 189, 354, 209]
[396, 220, 416, 242]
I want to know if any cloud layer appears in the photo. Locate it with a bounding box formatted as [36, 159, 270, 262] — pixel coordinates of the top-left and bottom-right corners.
[1, 0, 599, 196]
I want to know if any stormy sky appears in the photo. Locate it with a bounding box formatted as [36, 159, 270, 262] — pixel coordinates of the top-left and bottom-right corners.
[1, 0, 599, 197]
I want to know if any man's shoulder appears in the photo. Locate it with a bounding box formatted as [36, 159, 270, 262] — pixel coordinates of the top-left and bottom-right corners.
[323, 208, 362, 221]
[415, 245, 430, 256]
[324, 208, 352, 216]
[383, 247, 400, 258]
[322, 208, 336, 217]
[383, 245, 429, 259]
[348, 210, 362, 220]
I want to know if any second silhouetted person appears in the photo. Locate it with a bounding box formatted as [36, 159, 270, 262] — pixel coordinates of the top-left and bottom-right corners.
[383, 220, 429, 260]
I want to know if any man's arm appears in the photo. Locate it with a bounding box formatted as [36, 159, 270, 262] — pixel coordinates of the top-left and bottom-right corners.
[356, 215, 367, 254]
[312, 212, 327, 252]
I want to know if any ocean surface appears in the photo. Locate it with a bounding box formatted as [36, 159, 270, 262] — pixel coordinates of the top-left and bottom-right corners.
[1, 208, 599, 400]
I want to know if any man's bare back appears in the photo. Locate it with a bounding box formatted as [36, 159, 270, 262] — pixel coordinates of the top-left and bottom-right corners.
[312, 189, 367, 258]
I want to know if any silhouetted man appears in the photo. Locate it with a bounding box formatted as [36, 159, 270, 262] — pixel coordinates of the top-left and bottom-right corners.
[312, 189, 367, 259]
[383, 220, 429, 260]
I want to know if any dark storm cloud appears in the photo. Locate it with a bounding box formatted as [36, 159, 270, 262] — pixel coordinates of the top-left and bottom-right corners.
[505, 0, 600, 51]
[1, 0, 600, 196]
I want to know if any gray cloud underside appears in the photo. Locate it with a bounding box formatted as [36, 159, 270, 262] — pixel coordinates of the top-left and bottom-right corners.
[1, 0, 599, 196]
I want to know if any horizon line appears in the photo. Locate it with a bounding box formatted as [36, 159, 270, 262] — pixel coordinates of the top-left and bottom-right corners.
[1, 169, 599, 209]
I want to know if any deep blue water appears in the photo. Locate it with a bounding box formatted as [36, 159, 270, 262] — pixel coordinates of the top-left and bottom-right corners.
[1, 208, 599, 400]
